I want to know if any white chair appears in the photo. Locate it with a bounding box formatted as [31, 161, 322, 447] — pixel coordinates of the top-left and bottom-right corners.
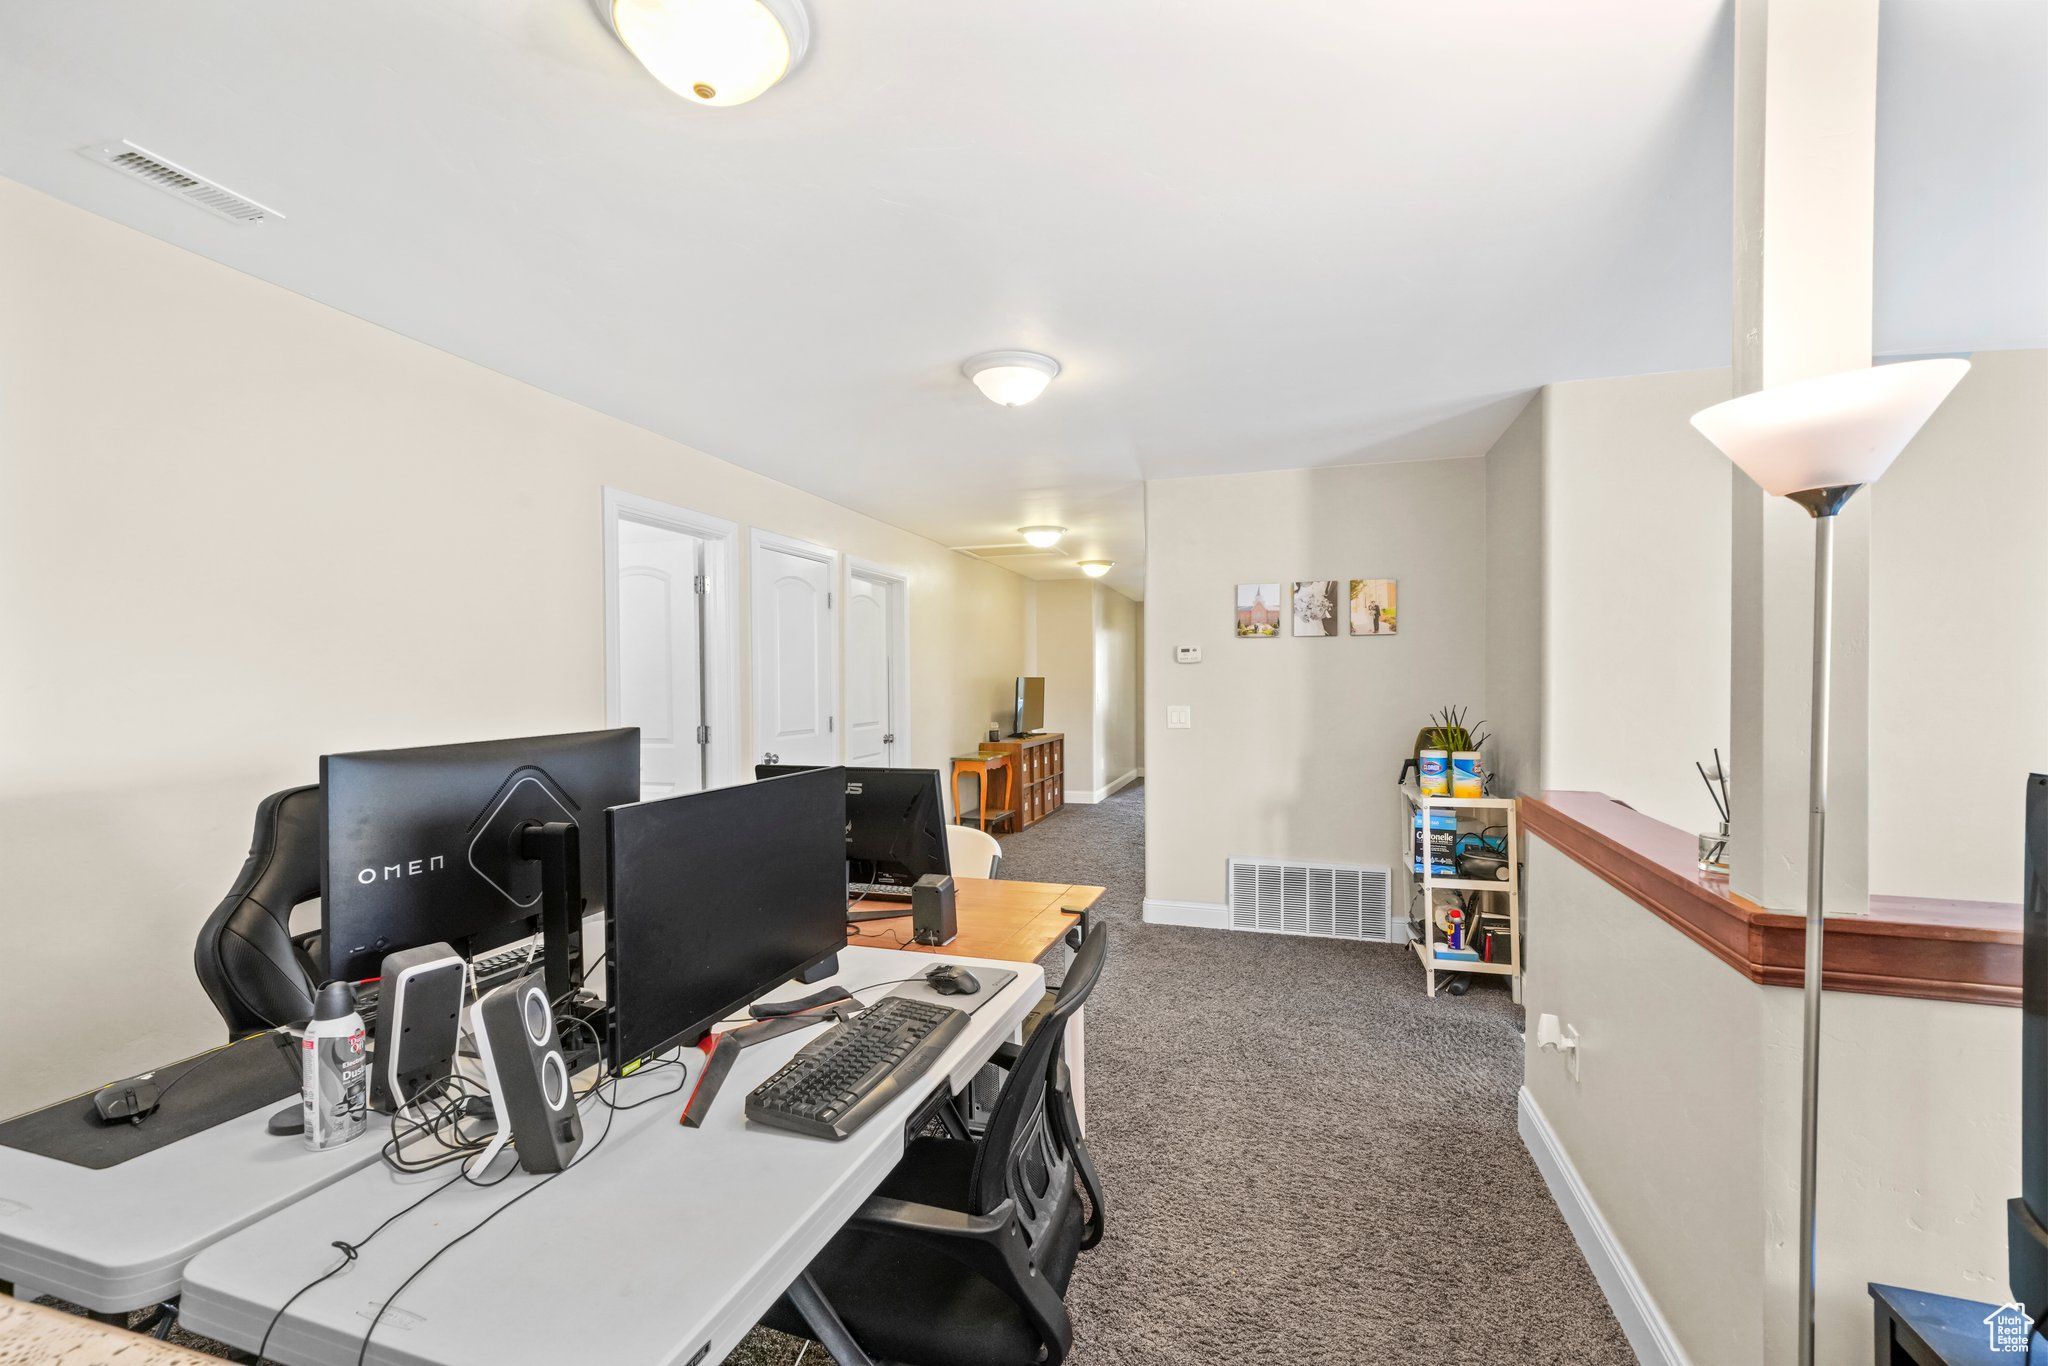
[946, 823, 1002, 879]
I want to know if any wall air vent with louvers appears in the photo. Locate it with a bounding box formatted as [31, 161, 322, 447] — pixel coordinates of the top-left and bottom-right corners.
[82, 141, 282, 224]
[1228, 858, 1395, 943]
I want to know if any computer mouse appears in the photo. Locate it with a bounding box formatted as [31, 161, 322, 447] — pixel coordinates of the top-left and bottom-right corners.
[925, 964, 981, 996]
[93, 1077, 162, 1126]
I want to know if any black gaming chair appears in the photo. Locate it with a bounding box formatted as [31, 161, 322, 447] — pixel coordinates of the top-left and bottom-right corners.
[762, 922, 1109, 1366]
[193, 785, 325, 1035]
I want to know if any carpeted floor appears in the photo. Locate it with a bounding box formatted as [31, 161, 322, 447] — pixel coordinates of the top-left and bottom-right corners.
[728, 780, 1633, 1366]
[66, 779, 1629, 1365]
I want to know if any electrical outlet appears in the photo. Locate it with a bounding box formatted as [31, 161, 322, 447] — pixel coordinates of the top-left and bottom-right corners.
[1536, 1013, 1581, 1082]
[1166, 705, 1192, 729]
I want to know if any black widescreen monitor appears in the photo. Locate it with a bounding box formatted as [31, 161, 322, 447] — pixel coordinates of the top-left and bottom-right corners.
[605, 766, 849, 1068]
[754, 764, 952, 890]
[2011, 773, 2048, 1318]
[320, 729, 640, 983]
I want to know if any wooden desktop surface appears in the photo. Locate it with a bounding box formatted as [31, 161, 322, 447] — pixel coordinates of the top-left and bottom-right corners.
[0, 1297, 219, 1364]
[847, 877, 1102, 963]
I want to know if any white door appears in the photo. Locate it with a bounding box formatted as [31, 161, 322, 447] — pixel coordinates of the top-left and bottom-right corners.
[618, 521, 707, 800]
[751, 534, 838, 768]
[845, 574, 896, 766]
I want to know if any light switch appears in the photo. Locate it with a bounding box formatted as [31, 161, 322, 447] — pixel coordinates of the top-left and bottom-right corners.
[1167, 705, 1192, 729]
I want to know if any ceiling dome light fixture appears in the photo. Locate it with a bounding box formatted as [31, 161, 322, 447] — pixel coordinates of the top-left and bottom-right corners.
[964, 351, 1061, 407]
[603, 0, 810, 107]
[1078, 561, 1114, 578]
[1018, 526, 1066, 549]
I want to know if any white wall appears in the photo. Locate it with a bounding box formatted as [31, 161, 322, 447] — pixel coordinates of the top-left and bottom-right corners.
[1032, 580, 1098, 790]
[1092, 588, 1142, 794]
[1869, 349, 2048, 902]
[1142, 458, 1488, 909]
[1542, 368, 1734, 835]
[1522, 841, 1765, 1363]
[1484, 392, 1546, 797]
[1523, 835, 2020, 1366]
[0, 179, 1031, 1112]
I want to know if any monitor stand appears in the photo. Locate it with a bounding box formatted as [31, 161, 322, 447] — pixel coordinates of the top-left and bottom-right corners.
[797, 954, 840, 985]
[515, 819, 583, 1005]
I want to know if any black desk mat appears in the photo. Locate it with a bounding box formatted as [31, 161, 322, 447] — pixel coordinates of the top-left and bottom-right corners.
[0, 1033, 301, 1170]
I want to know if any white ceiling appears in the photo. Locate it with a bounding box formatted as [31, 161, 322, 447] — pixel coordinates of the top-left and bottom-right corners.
[1, 2, 2038, 601]
[1875, 0, 2048, 359]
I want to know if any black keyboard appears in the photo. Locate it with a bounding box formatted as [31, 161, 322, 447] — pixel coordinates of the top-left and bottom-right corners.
[746, 996, 967, 1140]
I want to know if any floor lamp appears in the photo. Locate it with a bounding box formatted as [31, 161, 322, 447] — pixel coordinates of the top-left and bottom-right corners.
[1690, 357, 1970, 1366]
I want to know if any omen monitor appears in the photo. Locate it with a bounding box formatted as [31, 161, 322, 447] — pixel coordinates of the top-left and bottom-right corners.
[320, 729, 640, 986]
[754, 765, 952, 890]
[605, 767, 850, 1068]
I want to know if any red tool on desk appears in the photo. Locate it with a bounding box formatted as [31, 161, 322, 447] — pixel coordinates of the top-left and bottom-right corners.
[679, 998, 854, 1127]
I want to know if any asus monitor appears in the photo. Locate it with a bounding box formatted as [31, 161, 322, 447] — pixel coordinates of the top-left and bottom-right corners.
[754, 764, 952, 890]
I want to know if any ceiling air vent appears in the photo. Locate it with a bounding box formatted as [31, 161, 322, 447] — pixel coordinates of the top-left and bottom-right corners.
[954, 544, 1064, 563]
[82, 141, 282, 224]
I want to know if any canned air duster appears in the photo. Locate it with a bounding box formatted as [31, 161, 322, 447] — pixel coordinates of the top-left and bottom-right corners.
[301, 981, 368, 1151]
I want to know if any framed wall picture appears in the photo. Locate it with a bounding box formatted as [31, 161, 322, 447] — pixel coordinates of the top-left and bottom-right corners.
[1350, 579, 1397, 635]
[1291, 580, 1339, 637]
[1235, 583, 1281, 637]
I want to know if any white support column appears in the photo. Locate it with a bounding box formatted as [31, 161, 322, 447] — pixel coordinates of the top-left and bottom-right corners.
[1727, 0, 1880, 916]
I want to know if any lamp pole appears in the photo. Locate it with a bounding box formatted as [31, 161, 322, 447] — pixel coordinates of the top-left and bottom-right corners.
[1693, 359, 1969, 1366]
[1788, 482, 1858, 1366]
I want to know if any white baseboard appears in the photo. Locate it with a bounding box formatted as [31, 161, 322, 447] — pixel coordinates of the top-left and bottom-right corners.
[1518, 1087, 1686, 1366]
[1141, 898, 1229, 929]
[1067, 767, 1143, 805]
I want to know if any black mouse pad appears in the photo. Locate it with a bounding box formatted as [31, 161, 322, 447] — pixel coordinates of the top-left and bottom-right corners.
[0, 1033, 302, 1170]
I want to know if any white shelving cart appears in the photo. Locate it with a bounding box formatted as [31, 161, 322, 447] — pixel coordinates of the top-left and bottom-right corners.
[1399, 785, 1522, 1001]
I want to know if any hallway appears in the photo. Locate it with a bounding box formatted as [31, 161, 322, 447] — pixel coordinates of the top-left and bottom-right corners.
[742, 782, 1629, 1365]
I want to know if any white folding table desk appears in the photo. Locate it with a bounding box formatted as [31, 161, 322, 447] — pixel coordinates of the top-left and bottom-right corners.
[0, 1102, 391, 1314]
[179, 947, 1043, 1366]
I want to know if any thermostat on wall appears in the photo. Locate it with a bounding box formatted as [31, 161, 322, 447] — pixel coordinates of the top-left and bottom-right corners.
[1175, 645, 1201, 664]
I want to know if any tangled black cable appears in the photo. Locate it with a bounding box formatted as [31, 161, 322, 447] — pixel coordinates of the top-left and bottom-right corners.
[252, 1167, 466, 1364]
[349, 1064, 644, 1365]
[379, 1073, 496, 1175]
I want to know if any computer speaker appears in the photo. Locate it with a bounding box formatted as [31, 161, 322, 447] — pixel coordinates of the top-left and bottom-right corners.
[370, 943, 464, 1114]
[912, 873, 957, 947]
[474, 971, 583, 1175]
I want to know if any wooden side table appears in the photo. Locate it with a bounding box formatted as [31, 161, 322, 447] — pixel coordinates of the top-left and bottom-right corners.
[950, 753, 1014, 832]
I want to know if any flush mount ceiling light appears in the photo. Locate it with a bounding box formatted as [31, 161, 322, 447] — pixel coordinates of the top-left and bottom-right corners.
[603, 0, 811, 107]
[964, 351, 1060, 407]
[1018, 526, 1066, 549]
[1078, 561, 1114, 578]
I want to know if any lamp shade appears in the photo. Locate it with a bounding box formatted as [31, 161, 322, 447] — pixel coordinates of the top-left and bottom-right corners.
[964, 351, 1060, 407]
[609, 0, 809, 107]
[1689, 358, 1969, 498]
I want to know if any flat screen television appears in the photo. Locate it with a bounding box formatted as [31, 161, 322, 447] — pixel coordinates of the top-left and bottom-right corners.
[1012, 676, 1045, 737]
